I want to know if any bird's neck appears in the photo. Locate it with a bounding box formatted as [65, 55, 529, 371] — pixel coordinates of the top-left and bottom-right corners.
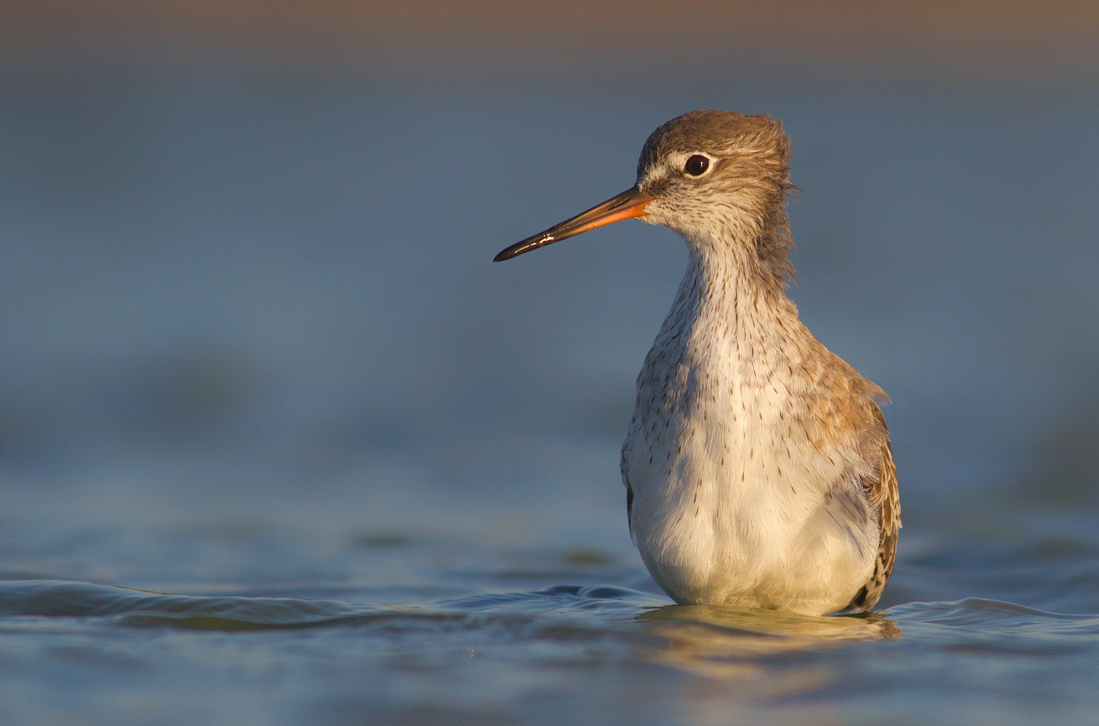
[665, 226, 802, 348]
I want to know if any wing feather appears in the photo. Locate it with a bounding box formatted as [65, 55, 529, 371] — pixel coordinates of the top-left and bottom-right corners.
[843, 404, 900, 612]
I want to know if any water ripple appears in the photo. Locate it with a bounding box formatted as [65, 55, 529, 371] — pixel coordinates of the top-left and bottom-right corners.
[0, 580, 663, 634]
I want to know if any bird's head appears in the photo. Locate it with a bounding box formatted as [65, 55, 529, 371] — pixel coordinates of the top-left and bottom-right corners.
[494, 110, 793, 267]
[634, 110, 791, 252]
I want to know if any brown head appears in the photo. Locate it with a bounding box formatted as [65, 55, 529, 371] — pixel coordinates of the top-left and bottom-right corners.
[495, 110, 795, 284]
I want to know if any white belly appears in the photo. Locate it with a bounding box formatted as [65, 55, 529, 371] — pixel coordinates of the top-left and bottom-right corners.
[623, 376, 879, 616]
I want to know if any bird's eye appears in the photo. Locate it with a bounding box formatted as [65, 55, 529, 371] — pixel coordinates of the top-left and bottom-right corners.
[684, 155, 709, 176]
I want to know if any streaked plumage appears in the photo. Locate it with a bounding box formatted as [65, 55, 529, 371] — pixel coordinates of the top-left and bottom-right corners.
[496, 110, 899, 615]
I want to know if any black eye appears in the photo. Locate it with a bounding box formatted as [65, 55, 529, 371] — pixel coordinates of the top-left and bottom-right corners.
[684, 155, 709, 176]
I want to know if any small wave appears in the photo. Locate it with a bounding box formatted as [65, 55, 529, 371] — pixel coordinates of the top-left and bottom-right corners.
[0, 580, 662, 634]
[440, 584, 662, 612]
[886, 597, 1099, 649]
[0, 580, 403, 630]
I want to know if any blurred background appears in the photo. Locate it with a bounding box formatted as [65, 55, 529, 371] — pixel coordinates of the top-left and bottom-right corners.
[2, 3, 1099, 724]
[1, 0, 1098, 571]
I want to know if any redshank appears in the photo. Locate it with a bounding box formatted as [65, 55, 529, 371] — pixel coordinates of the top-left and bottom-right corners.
[495, 110, 899, 615]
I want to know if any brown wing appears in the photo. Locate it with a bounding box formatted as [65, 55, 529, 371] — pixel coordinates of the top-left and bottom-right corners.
[843, 404, 901, 612]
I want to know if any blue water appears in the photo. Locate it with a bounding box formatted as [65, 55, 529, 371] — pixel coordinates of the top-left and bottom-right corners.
[1, 63, 1098, 724]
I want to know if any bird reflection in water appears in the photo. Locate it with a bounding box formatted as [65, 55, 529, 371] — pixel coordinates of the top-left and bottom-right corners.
[635, 604, 900, 685]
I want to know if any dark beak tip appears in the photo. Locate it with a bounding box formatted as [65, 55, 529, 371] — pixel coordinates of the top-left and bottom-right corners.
[493, 244, 524, 262]
[494, 234, 549, 262]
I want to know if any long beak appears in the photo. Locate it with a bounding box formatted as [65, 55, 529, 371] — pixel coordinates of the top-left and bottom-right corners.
[494, 186, 653, 262]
